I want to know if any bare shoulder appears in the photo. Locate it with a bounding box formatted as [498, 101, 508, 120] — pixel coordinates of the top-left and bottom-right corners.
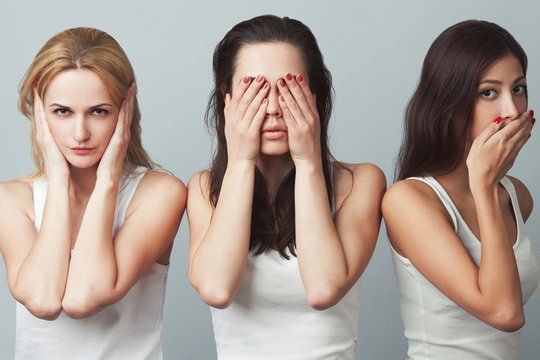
[187, 170, 211, 203]
[506, 175, 533, 221]
[0, 178, 34, 218]
[333, 162, 386, 212]
[383, 178, 443, 213]
[131, 170, 186, 209]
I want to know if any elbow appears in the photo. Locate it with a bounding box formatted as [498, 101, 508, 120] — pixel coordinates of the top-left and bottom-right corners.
[62, 294, 108, 319]
[488, 308, 525, 332]
[306, 286, 342, 311]
[24, 299, 63, 320]
[195, 284, 235, 309]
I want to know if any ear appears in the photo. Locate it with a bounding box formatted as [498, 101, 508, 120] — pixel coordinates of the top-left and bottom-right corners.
[220, 83, 227, 97]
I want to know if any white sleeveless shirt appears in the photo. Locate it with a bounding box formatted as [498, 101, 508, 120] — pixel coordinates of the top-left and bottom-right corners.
[15, 170, 169, 360]
[211, 251, 362, 359]
[392, 176, 539, 360]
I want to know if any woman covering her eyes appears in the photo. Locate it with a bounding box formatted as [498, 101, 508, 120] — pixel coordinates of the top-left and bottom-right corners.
[0, 27, 186, 359]
[383, 20, 539, 359]
[186, 15, 386, 359]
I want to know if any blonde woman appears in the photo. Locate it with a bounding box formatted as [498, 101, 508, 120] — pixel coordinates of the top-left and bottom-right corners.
[0, 27, 185, 359]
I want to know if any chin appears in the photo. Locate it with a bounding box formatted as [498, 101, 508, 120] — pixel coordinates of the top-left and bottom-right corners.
[259, 146, 290, 157]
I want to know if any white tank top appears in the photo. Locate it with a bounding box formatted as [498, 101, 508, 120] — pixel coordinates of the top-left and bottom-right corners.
[392, 176, 539, 360]
[211, 251, 362, 360]
[15, 170, 169, 360]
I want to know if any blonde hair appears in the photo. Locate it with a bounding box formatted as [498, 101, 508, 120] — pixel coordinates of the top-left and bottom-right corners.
[18, 27, 157, 177]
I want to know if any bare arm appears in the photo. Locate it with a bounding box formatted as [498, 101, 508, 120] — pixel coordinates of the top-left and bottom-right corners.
[384, 111, 534, 331]
[187, 75, 269, 308]
[278, 74, 385, 310]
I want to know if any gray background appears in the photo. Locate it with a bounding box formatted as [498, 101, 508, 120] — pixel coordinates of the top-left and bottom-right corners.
[0, 0, 538, 358]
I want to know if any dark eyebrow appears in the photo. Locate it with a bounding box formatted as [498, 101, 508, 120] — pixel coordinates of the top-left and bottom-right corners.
[48, 103, 70, 109]
[47, 103, 114, 108]
[91, 103, 114, 108]
[478, 75, 526, 86]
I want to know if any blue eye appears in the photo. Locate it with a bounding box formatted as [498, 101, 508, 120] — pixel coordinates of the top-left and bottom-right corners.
[92, 108, 108, 116]
[54, 108, 70, 116]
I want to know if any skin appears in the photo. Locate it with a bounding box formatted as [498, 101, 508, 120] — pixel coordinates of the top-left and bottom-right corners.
[383, 54, 535, 332]
[0, 69, 186, 320]
[187, 42, 386, 310]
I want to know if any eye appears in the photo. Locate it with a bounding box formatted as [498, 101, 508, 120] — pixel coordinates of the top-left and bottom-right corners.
[512, 85, 526, 95]
[479, 88, 497, 99]
[91, 108, 109, 116]
[54, 108, 70, 116]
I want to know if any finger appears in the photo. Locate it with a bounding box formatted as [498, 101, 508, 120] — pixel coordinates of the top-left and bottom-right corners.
[282, 73, 315, 123]
[249, 98, 268, 132]
[237, 75, 266, 121]
[277, 78, 304, 125]
[278, 94, 298, 130]
[475, 118, 502, 145]
[243, 81, 270, 125]
[295, 73, 318, 116]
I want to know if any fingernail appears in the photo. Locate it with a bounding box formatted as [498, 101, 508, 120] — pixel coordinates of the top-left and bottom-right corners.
[494, 117, 502, 124]
[262, 98, 268, 104]
[279, 79, 285, 88]
[532, 118, 536, 125]
[256, 75, 263, 82]
[296, 74, 304, 82]
[285, 73, 293, 81]
[263, 82, 269, 90]
[279, 95, 284, 102]
[243, 76, 250, 84]
[530, 110, 534, 117]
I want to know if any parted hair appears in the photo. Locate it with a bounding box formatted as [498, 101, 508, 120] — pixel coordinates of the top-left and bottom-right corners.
[397, 20, 527, 181]
[206, 15, 337, 259]
[18, 27, 156, 177]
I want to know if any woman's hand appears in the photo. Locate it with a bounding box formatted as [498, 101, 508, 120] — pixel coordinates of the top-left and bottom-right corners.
[467, 110, 534, 192]
[277, 73, 321, 166]
[33, 87, 70, 181]
[224, 75, 269, 165]
[96, 83, 136, 183]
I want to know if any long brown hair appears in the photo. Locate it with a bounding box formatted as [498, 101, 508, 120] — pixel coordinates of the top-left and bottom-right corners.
[206, 15, 336, 258]
[18, 27, 157, 177]
[397, 20, 527, 181]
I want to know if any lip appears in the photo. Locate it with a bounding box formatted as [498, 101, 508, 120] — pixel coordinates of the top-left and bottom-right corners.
[71, 147, 95, 155]
[261, 126, 287, 140]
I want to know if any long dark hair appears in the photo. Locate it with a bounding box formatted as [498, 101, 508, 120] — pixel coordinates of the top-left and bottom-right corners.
[205, 15, 335, 259]
[397, 20, 527, 181]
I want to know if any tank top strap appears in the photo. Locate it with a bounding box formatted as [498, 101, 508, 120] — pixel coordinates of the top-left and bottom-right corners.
[113, 168, 147, 236]
[499, 176, 526, 233]
[32, 178, 48, 231]
[407, 176, 459, 232]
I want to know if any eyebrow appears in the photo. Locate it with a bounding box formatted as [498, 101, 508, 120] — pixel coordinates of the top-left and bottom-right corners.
[478, 75, 526, 86]
[48, 103, 114, 108]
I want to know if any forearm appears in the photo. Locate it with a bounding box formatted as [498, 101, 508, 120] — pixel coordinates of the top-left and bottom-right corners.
[474, 185, 522, 309]
[62, 178, 118, 316]
[14, 179, 71, 319]
[190, 162, 255, 307]
[294, 162, 349, 308]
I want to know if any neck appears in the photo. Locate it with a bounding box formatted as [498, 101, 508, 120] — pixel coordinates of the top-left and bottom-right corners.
[435, 143, 472, 195]
[67, 164, 99, 202]
[256, 154, 294, 197]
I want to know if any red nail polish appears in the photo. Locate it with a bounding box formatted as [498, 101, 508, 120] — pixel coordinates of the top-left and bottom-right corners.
[530, 110, 534, 117]
[279, 79, 285, 88]
[285, 73, 293, 81]
[256, 75, 264, 82]
[279, 95, 284, 102]
[493, 116, 502, 124]
[296, 74, 304, 82]
[243, 76, 250, 84]
[532, 118, 536, 125]
[263, 82, 269, 89]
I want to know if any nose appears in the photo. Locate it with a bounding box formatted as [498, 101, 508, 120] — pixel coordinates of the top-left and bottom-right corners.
[73, 114, 90, 142]
[266, 88, 282, 118]
[499, 92, 520, 121]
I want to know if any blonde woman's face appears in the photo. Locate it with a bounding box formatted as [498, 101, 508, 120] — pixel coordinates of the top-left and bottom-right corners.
[43, 69, 119, 170]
